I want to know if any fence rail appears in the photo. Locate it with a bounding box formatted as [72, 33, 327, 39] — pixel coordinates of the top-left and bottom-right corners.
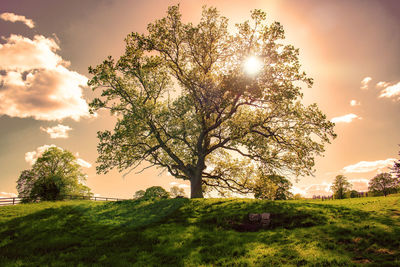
[65, 195, 128, 202]
[0, 195, 129, 206]
[0, 197, 22, 206]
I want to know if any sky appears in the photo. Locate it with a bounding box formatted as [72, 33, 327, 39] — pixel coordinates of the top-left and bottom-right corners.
[0, 0, 399, 198]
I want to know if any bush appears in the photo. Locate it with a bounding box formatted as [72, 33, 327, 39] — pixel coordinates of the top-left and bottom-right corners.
[349, 190, 359, 198]
[143, 186, 169, 200]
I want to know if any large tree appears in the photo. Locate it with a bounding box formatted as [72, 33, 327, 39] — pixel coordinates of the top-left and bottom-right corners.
[368, 172, 399, 197]
[17, 147, 91, 202]
[330, 175, 351, 199]
[88, 6, 335, 198]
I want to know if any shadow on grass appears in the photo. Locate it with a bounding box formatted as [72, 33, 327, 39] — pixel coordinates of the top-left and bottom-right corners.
[0, 198, 399, 266]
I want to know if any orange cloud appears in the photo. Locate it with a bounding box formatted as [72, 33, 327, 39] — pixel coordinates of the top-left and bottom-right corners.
[350, 100, 360, 106]
[0, 192, 17, 197]
[348, 179, 369, 192]
[292, 182, 333, 197]
[0, 12, 35, 28]
[331, 113, 360, 123]
[378, 81, 400, 100]
[0, 35, 65, 71]
[360, 76, 372, 90]
[25, 144, 92, 168]
[0, 35, 90, 121]
[40, 124, 72, 139]
[342, 158, 396, 173]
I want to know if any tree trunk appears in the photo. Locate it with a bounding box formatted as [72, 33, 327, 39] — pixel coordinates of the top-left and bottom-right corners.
[190, 173, 203, 198]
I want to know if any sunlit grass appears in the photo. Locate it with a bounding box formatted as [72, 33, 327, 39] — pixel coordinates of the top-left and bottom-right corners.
[0, 196, 399, 266]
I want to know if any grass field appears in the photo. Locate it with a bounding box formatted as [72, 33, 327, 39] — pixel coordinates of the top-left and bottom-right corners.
[0, 195, 399, 266]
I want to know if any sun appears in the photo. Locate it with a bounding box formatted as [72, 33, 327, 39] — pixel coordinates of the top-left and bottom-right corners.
[244, 56, 262, 75]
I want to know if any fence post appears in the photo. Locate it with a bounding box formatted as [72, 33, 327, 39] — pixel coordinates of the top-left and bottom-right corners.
[13, 198, 15, 205]
[106, 198, 108, 201]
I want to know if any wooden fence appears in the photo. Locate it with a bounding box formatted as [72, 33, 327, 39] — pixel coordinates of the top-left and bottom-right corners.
[0, 195, 129, 206]
[65, 195, 128, 202]
[0, 197, 22, 206]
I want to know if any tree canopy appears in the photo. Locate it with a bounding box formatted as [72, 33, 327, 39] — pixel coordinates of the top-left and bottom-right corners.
[170, 186, 186, 198]
[143, 186, 169, 199]
[252, 174, 293, 200]
[133, 190, 145, 199]
[88, 5, 335, 198]
[330, 175, 351, 199]
[17, 147, 91, 202]
[368, 172, 399, 197]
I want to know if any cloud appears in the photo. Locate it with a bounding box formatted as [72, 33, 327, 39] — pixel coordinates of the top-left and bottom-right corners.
[289, 186, 307, 196]
[293, 179, 370, 197]
[350, 100, 360, 106]
[76, 158, 92, 168]
[331, 113, 360, 123]
[378, 81, 400, 100]
[0, 12, 35, 28]
[40, 124, 72, 138]
[169, 181, 190, 189]
[293, 182, 333, 197]
[25, 144, 58, 165]
[348, 178, 369, 192]
[342, 158, 396, 173]
[360, 76, 372, 90]
[0, 192, 17, 198]
[25, 144, 92, 168]
[0, 35, 66, 71]
[376, 81, 390, 88]
[0, 34, 90, 121]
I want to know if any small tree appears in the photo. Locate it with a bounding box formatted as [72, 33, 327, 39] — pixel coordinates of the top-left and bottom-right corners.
[293, 193, 303, 200]
[253, 174, 293, 200]
[170, 186, 186, 198]
[17, 147, 91, 202]
[330, 175, 351, 199]
[368, 172, 399, 197]
[16, 170, 36, 201]
[393, 146, 400, 178]
[133, 190, 145, 199]
[349, 190, 359, 198]
[143, 186, 169, 199]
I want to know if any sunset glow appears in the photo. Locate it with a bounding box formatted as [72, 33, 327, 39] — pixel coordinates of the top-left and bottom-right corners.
[244, 56, 262, 75]
[0, 0, 399, 199]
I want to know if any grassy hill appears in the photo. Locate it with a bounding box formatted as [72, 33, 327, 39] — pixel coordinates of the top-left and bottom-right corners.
[0, 195, 399, 266]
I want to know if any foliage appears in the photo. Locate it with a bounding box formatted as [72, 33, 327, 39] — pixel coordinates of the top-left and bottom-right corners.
[393, 145, 400, 178]
[252, 174, 293, 200]
[88, 6, 335, 198]
[133, 190, 145, 199]
[143, 186, 169, 199]
[293, 193, 304, 200]
[368, 172, 399, 197]
[330, 175, 351, 199]
[1, 196, 400, 266]
[349, 190, 359, 198]
[170, 186, 186, 198]
[16, 147, 91, 202]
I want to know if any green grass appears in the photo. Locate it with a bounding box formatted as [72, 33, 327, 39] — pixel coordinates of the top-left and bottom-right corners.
[0, 195, 399, 266]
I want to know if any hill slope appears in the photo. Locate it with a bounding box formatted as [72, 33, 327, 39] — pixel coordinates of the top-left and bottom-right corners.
[1, 196, 399, 266]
